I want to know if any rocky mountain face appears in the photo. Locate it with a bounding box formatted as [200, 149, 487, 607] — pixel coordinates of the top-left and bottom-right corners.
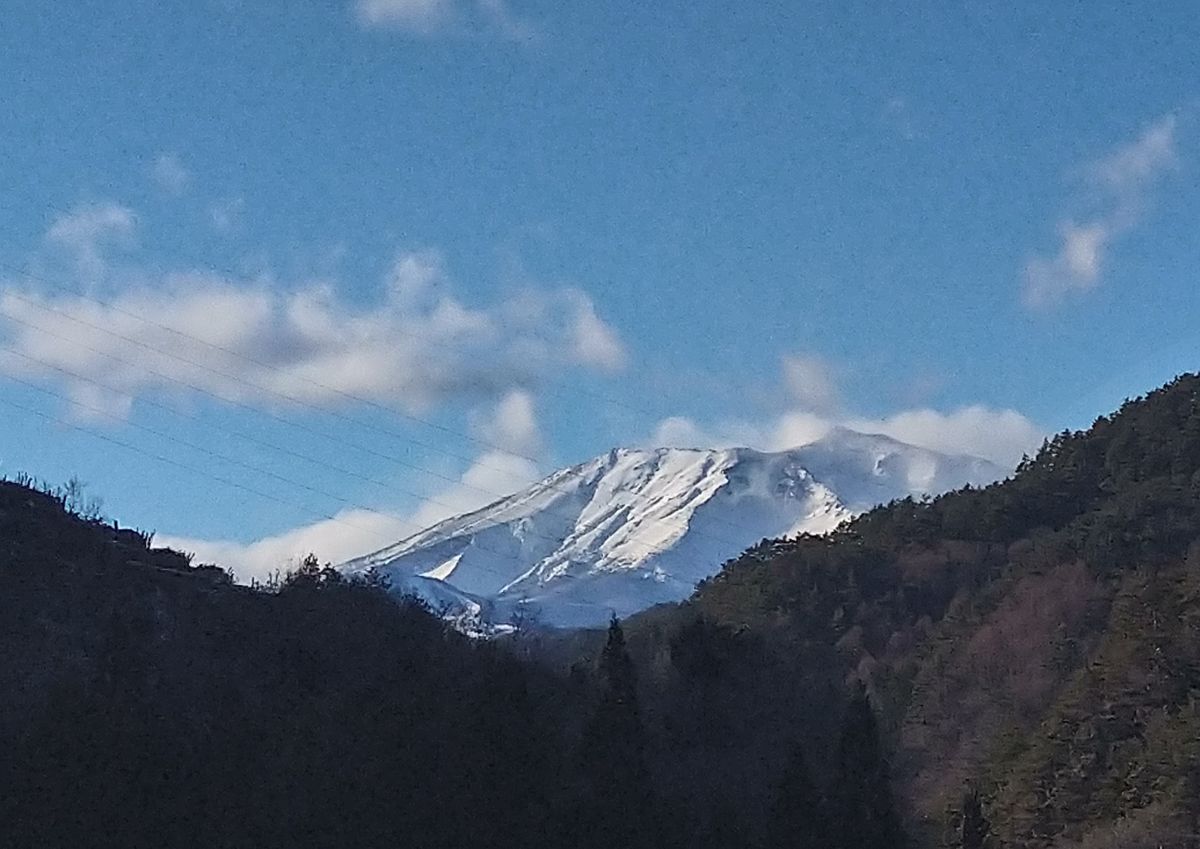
[343, 428, 1002, 628]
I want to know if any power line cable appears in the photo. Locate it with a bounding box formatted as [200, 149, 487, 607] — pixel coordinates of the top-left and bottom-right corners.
[0, 282, 512, 491]
[34, 197, 653, 422]
[2, 370, 406, 538]
[0, 302, 701, 556]
[0, 340, 663, 557]
[0, 392, 406, 555]
[1, 379, 736, 578]
[0, 255, 592, 471]
[0, 265, 769, 547]
[20, 201, 783, 543]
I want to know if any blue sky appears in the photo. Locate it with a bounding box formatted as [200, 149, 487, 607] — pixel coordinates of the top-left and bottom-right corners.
[1, 1, 1197, 577]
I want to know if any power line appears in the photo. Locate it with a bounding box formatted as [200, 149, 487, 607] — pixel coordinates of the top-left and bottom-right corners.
[0, 340, 636, 557]
[17, 200, 787, 545]
[2, 374, 667, 573]
[0, 307, 511, 512]
[0, 254, 613, 471]
[0, 264, 768, 548]
[0, 332, 762, 565]
[0, 267, 683, 557]
[0, 380, 743, 578]
[0, 300, 725, 557]
[2, 370, 406, 538]
[34, 197, 654, 422]
[0, 392, 405, 555]
[0, 283, 514, 493]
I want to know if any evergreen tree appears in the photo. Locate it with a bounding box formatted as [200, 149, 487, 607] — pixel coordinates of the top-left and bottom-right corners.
[960, 786, 991, 849]
[829, 686, 906, 849]
[575, 616, 657, 849]
[766, 741, 826, 848]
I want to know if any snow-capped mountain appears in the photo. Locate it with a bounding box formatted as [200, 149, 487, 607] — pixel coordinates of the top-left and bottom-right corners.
[342, 428, 1004, 630]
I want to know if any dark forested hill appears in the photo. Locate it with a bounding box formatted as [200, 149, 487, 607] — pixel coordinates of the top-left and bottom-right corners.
[613, 373, 1200, 848]
[5, 373, 1200, 849]
[0, 481, 577, 849]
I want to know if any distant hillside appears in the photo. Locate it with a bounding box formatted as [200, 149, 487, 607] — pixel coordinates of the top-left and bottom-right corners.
[611, 373, 1200, 848]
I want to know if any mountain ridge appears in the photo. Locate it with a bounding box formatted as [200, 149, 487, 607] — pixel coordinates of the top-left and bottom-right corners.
[343, 429, 1004, 628]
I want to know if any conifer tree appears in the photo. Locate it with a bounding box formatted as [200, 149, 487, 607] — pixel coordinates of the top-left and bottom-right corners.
[576, 616, 656, 849]
[960, 786, 991, 849]
[829, 686, 906, 849]
[766, 741, 825, 848]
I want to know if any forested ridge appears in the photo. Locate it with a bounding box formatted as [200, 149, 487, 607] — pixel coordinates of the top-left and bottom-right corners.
[0, 486, 565, 848]
[614, 372, 1200, 848]
[5, 373, 1200, 847]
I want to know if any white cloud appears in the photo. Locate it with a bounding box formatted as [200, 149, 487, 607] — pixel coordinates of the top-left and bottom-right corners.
[357, 0, 454, 34]
[649, 412, 818, 452]
[1023, 114, 1179, 308]
[160, 447, 541, 583]
[0, 249, 626, 419]
[764, 410, 836, 450]
[648, 416, 722, 450]
[160, 508, 417, 584]
[781, 353, 840, 413]
[67, 381, 135, 423]
[646, 355, 1044, 469]
[569, 293, 628, 372]
[387, 249, 444, 309]
[1091, 115, 1177, 194]
[354, 0, 531, 38]
[151, 153, 190, 195]
[472, 389, 541, 457]
[209, 197, 244, 233]
[157, 390, 546, 584]
[1023, 221, 1108, 305]
[841, 406, 1044, 469]
[46, 202, 137, 280]
[409, 449, 539, 528]
[651, 405, 1041, 470]
[154, 388, 544, 582]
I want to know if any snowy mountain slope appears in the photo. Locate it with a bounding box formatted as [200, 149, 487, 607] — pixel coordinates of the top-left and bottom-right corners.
[342, 429, 1004, 629]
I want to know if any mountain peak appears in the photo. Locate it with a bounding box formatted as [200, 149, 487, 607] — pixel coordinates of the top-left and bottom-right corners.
[343, 430, 1004, 630]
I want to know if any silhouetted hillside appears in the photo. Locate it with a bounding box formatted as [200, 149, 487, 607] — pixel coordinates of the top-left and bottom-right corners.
[612, 373, 1200, 848]
[0, 480, 575, 849]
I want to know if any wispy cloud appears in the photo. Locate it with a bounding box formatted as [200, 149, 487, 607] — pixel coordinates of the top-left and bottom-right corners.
[471, 388, 542, 457]
[209, 197, 244, 233]
[882, 96, 920, 142]
[354, 0, 532, 39]
[46, 202, 137, 281]
[781, 353, 841, 414]
[160, 509, 417, 584]
[151, 153, 191, 195]
[647, 354, 1043, 469]
[1023, 114, 1179, 308]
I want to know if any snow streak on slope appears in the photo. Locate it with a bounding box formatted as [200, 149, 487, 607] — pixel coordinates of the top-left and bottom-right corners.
[343, 429, 1003, 630]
